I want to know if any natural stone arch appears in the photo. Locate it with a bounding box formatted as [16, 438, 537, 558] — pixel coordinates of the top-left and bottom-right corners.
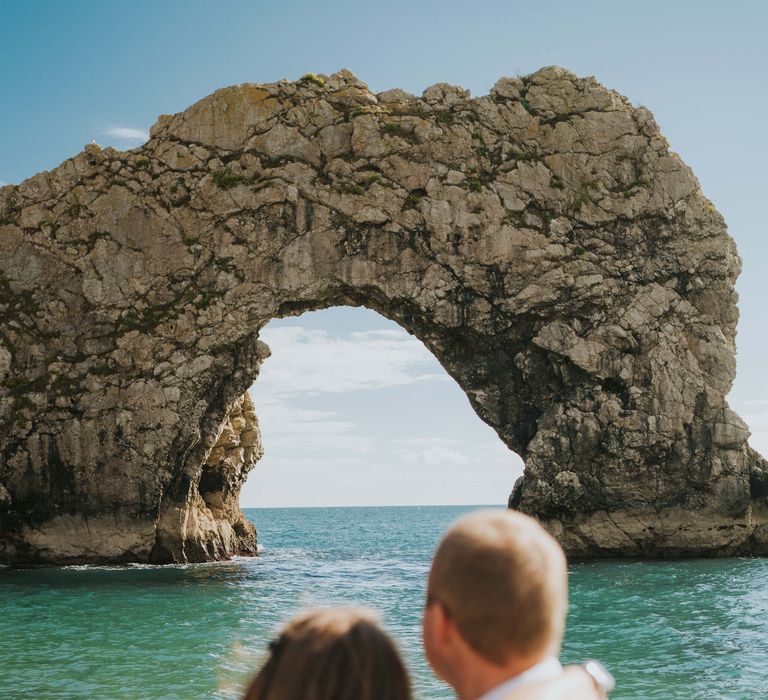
[0, 67, 766, 565]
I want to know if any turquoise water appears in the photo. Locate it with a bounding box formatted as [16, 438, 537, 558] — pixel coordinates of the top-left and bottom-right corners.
[1, 505, 767, 699]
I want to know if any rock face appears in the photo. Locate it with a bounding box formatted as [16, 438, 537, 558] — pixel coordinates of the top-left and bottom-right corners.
[0, 67, 766, 564]
[154, 391, 263, 562]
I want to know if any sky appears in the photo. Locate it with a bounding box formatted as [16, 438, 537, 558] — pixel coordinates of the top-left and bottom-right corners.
[1, 1, 767, 506]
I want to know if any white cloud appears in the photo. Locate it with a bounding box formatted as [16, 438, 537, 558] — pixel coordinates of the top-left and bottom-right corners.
[102, 126, 149, 143]
[398, 436, 522, 469]
[256, 326, 448, 397]
[0, 180, 8, 187]
[249, 394, 373, 454]
[401, 438, 468, 466]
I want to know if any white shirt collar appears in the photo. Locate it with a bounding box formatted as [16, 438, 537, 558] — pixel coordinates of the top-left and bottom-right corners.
[476, 657, 563, 700]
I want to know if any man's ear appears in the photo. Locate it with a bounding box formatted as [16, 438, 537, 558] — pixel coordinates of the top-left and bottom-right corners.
[423, 601, 456, 683]
[428, 601, 455, 647]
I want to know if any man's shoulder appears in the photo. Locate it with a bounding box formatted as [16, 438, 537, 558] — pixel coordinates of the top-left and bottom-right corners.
[478, 658, 563, 700]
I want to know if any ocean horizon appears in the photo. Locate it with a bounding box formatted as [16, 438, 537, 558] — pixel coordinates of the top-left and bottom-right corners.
[2, 504, 767, 699]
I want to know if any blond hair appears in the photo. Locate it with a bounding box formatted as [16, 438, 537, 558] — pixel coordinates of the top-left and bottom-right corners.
[427, 510, 567, 665]
[242, 607, 411, 700]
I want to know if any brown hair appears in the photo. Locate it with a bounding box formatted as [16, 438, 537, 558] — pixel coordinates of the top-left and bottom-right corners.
[242, 607, 412, 700]
[427, 510, 567, 665]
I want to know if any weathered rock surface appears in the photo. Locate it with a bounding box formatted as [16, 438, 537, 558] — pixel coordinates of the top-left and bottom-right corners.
[154, 390, 263, 561]
[0, 67, 766, 564]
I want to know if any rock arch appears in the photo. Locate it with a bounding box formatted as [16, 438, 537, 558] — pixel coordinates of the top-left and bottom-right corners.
[0, 67, 766, 564]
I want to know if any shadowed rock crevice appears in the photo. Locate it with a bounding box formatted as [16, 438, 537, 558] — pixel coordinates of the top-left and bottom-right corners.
[0, 66, 766, 564]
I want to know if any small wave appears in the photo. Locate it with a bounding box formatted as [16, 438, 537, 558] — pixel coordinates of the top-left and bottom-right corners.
[60, 558, 251, 572]
[62, 563, 192, 571]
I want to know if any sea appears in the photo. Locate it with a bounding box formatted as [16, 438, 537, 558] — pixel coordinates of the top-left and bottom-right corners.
[1, 505, 767, 699]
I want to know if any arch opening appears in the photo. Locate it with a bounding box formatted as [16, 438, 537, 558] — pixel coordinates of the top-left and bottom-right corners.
[154, 300, 529, 563]
[241, 306, 524, 509]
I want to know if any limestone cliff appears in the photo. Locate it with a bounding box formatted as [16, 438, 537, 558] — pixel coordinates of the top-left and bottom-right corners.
[153, 391, 263, 562]
[0, 67, 766, 563]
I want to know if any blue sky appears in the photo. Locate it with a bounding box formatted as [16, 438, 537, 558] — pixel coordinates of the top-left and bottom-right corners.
[1, 1, 767, 505]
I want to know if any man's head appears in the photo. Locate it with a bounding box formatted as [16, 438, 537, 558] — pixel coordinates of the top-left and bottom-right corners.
[422, 510, 568, 693]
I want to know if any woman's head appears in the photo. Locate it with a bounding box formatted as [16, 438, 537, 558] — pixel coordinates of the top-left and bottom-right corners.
[243, 607, 412, 700]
